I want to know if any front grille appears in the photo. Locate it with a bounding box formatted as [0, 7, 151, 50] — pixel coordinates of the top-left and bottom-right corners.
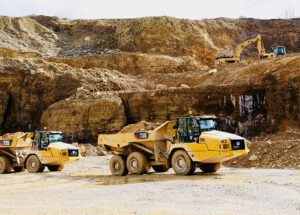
[68, 149, 79, 157]
[230, 139, 245, 150]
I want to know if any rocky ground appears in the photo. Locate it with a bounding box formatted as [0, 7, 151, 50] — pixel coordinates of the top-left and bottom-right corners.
[225, 125, 300, 169]
[0, 156, 299, 215]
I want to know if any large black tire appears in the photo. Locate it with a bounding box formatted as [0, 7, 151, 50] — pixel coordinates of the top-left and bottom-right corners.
[152, 165, 170, 173]
[0, 156, 11, 174]
[13, 166, 25, 172]
[26, 155, 45, 173]
[110, 155, 128, 176]
[126, 152, 148, 175]
[171, 150, 195, 175]
[199, 163, 221, 173]
[48, 165, 64, 172]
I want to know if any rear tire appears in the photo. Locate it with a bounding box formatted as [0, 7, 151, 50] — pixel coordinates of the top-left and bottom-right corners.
[126, 152, 148, 175]
[0, 156, 11, 174]
[48, 165, 64, 172]
[199, 163, 221, 173]
[13, 166, 25, 172]
[171, 150, 195, 175]
[152, 165, 170, 173]
[110, 155, 128, 176]
[26, 155, 45, 173]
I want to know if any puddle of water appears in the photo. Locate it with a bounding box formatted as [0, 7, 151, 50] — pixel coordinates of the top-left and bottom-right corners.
[80, 173, 223, 187]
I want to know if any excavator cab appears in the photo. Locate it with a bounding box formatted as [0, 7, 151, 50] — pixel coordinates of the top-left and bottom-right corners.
[272, 46, 286, 56]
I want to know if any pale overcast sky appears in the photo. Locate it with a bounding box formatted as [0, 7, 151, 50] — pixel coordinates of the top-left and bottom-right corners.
[0, 0, 299, 19]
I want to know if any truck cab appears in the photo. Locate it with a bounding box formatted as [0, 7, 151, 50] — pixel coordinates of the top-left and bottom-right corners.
[175, 116, 218, 143]
[168, 115, 248, 174]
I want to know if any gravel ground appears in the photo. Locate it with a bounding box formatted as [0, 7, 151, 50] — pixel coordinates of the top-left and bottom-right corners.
[0, 156, 299, 215]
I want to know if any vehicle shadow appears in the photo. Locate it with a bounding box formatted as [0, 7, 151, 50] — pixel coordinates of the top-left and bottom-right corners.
[69, 171, 223, 186]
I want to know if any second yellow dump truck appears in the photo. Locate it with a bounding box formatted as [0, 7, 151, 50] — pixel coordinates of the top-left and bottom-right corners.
[99, 115, 249, 176]
[0, 131, 80, 174]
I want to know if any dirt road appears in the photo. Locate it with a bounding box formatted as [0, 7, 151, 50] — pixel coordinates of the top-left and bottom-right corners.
[0, 156, 299, 215]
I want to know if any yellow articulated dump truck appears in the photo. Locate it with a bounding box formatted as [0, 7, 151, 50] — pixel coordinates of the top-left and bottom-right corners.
[0, 131, 80, 174]
[98, 115, 249, 176]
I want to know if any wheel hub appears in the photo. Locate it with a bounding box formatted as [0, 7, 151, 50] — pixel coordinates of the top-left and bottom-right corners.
[31, 160, 36, 169]
[176, 156, 186, 169]
[130, 158, 138, 170]
[114, 161, 121, 171]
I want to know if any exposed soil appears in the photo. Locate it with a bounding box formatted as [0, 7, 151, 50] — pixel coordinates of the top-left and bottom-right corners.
[0, 132, 25, 139]
[224, 126, 300, 169]
[118, 121, 161, 133]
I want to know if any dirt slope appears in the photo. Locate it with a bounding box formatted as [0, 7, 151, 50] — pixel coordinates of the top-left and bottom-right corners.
[0, 16, 59, 56]
[225, 126, 300, 169]
[1, 16, 299, 66]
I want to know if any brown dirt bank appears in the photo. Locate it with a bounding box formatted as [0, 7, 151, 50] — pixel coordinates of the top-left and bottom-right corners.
[224, 126, 300, 169]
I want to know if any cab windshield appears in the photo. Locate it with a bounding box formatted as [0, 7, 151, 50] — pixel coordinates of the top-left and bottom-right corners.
[278, 48, 285, 54]
[48, 134, 63, 143]
[199, 119, 217, 131]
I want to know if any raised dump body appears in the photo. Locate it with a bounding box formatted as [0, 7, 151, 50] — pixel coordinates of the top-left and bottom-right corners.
[0, 131, 80, 174]
[99, 115, 249, 176]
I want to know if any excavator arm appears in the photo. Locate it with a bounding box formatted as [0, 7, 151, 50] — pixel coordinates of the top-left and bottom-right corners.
[234, 33, 265, 60]
[215, 33, 276, 65]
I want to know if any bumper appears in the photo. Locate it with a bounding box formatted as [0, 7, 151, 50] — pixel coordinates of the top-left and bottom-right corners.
[188, 149, 249, 163]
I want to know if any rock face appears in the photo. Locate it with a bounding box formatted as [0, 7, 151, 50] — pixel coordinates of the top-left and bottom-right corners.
[0, 55, 147, 134]
[0, 15, 299, 144]
[40, 54, 300, 140]
[0, 16, 59, 56]
[41, 95, 126, 142]
[48, 53, 206, 75]
[0, 90, 9, 127]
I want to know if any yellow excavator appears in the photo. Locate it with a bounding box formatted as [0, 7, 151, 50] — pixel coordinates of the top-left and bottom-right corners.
[215, 33, 286, 65]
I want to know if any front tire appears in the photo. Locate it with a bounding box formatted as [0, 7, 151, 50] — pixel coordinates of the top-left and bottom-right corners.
[126, 152, 148, 175]
[26, 155, 45, 173]
[110, 155, 128, 176]
[48, 165, 64, 172]
[0, 156, 11, 174]
[171, 150, 195, 175]
[199, 163, 221, 173]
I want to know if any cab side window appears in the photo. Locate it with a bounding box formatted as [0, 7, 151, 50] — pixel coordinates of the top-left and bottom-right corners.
[177, 117, 200, 143]
[40, 133, 49, 150]
[34, 133, 40, 150]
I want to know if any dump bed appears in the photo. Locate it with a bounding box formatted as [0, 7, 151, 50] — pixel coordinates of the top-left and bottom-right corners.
[99, 121, 176, 152]
[0, 132, 33, 149]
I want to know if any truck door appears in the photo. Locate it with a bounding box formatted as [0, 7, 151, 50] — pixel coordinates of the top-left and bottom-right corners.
[177, 117, 200, 143]
[33, 132, 41, 150]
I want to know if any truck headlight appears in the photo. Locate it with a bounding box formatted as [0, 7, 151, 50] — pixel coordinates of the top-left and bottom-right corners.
[68, 149, 79, 157]
[221, 140, 227, 143]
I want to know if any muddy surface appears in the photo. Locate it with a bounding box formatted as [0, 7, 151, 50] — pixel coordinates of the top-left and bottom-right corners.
[0, 156, 299, 215]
